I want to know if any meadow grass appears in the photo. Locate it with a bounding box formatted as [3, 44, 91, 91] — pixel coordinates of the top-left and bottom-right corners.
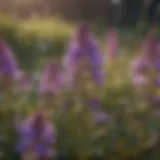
[0, 16, 159, 159]
[19, 18, 73, 38]
[1, 54, 160, 159]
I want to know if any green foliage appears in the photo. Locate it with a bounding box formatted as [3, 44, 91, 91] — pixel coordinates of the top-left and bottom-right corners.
[0, 16, 72, 70]
[1, 57, 160, 160]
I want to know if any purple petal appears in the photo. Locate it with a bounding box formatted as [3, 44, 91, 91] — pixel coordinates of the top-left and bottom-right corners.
[88, 99, 102, 110]
[95, 112, 108, 125]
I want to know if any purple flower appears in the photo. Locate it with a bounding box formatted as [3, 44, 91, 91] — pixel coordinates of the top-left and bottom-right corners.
[131, 58, 149, 74]
[16, 113, 56, 158]
[95, 111, 108, 125]
[62, 30, 103, 87]
[85, 98, 108, 124]
[88, 99, 102, 110]
[16, 120, 34, 153]
[131, 57, 150, 87]
[16, 139, 28, 154]
[0, 41, 18, 78]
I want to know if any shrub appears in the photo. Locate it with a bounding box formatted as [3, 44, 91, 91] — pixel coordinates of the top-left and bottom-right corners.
[0, 16, 72, 70]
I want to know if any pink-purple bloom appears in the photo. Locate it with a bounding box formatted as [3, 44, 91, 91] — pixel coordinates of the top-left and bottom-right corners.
[95, 111, 108, 124]
[131, 57, 149, 75]
[107, 27, 119, 59]
[131, 57, 150, 88]
[39, 61, 63, 95]
[87, 99, 108, 124]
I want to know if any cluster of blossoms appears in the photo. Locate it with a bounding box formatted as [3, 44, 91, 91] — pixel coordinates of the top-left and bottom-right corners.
[131, 26, 160, 104]
[131, 47, 150, 88]
[16, 110, 56, 160]
[62, 25, 104, 88]
[62, 24, 108, 123]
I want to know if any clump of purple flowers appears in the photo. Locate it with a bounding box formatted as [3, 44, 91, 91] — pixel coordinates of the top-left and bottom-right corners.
[131, 55, 150, 88]
[0, 39, 18, 91]
[62, 24, 104, 88]
[16, 110, 56, 159]
[61, 24, 108, 124]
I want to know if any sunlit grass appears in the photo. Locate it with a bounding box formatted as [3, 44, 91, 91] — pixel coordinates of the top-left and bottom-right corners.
[20, 18, 74, 38]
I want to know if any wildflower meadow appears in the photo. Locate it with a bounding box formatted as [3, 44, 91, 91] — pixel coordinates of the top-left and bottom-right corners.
[0, 15, 160, 160]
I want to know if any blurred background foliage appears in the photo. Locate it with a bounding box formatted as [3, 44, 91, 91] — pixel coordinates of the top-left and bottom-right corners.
[0, 0, 159, 160]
